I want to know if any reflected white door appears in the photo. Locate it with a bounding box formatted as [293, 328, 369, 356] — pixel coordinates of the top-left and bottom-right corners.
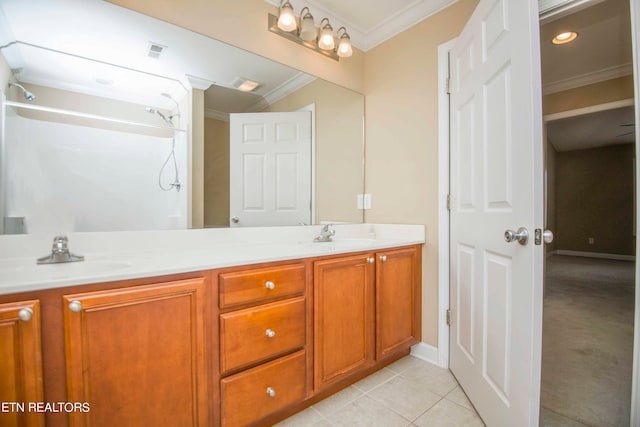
[449, 0, 544, 426]
[229, 112, 311, 227]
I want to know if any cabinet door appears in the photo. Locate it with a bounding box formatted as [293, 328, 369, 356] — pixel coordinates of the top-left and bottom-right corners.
[63, 278, 208, 427]
[376, 246, 421, 360]
[314, 254, 374, 391]
[0, 300, 44, 427]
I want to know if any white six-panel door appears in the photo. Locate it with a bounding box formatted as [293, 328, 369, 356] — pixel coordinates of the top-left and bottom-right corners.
[229, 112, 311, 227]
[449, 0, 544, 425]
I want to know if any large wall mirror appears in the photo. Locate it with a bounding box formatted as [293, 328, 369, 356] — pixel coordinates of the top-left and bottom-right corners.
[0, 0, 364, 235]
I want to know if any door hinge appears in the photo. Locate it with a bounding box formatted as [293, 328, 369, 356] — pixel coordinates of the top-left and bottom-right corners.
[446, 194, 451, 211]
[445, 77, 451, 95]
[446, 309, 451, 326]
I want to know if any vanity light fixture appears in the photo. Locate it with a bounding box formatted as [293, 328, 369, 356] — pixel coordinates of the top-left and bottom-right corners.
[268, 1, 353, 61]
[552, 31, 578, 45]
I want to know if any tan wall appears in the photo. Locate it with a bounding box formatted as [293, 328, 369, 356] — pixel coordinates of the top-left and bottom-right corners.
[543, 75, 634, 115]
[364, 0, 479, 346]
[546, 140, 557, 252]
[191, 89, 205, 228]
[107, 0, 364, 93]
[555, 144, 635, 255]
[264, 79, 364, 224]
[204, 117, 230, 227]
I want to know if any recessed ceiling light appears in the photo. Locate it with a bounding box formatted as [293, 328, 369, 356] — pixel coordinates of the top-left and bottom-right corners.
[552, 31, 578, 45]
[230, 77, 261, 92]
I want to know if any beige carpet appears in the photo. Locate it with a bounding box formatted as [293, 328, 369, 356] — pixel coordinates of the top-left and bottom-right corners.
[540, 255, 635, 427]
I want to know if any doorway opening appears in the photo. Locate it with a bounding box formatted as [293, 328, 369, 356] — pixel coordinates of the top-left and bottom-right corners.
[539, 0, 636, 425]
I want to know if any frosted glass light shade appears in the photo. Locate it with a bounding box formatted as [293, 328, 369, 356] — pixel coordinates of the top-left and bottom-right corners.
[318, 23, 335, 50]
[337, 34, 352, 57]
[277, 2, 297, 32]
[299, 14, 317, 41]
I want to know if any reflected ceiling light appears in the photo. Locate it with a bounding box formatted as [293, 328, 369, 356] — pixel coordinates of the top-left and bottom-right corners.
[231, 77, 261, 92]
[267, 2, 353, 61]
[277, 0, 297, 32]
[552, 31, 578, 45]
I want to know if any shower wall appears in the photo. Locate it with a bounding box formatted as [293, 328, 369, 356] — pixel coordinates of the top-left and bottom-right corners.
[4, 107, 188, 234]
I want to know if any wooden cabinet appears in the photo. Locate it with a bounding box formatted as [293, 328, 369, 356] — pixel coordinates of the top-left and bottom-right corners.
[0, 300, 44, 427]
[375, 247, 422, 360]
[313, 253, 375, 391]
[313, 246, 421, 392]
[217, 262, 309, 427]
[63, 277, 208, 427]
[221, 350, 306, 427]
[0, 242, 420, 427]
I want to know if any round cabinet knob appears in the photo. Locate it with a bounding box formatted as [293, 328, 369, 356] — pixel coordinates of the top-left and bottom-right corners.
[265, 281, 275, 290]
[266, 387, 276, 397]
[68, 300, 83, 313]
[379, 255, 387, 262]
[265, 328, 276, 338]
[367, 257, 374, 263]
[18, 307, 33, 322]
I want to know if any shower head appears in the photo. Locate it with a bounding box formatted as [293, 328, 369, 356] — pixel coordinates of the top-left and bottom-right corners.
[8, 82, 35, 101]
[146, 107, 171, 124]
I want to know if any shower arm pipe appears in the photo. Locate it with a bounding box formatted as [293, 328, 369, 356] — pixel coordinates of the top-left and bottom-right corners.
[4, 101, 186, 133]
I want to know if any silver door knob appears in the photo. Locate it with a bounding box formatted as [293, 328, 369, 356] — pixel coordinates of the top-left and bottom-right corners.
[543, 230, 554, 244]
[231, 216, 239, 224]
[504, 227, 529, 245]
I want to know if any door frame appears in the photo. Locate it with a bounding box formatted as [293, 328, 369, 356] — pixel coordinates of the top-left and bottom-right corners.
[437, 1, 640, 423]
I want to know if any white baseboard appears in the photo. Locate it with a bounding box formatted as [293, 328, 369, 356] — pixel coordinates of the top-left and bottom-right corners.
[410, 342, 443, 368]
[551, 249, 635, 262]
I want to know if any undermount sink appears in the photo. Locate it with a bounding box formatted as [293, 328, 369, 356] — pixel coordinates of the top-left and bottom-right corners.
[0, 258, 133, 282]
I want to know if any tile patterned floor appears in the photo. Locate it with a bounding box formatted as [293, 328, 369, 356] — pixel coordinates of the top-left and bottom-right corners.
[274, 355, 485, 427]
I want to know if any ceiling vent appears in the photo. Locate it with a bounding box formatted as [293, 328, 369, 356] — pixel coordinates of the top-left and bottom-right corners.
[147, 42, 167, 59]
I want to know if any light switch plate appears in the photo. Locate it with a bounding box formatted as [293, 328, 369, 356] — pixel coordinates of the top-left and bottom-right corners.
[363, 194, 372, 210]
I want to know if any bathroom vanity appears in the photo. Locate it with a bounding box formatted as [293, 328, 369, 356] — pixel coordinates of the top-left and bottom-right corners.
[0, 224, 423, 427]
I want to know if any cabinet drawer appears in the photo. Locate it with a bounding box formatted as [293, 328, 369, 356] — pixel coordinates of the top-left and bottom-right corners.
[220, 297, 305, 373]
[221, 350, 306, 427]
[219, 263, 305, 309]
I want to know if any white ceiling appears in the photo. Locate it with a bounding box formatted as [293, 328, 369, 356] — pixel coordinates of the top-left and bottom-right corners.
[0, 0, 311, 112]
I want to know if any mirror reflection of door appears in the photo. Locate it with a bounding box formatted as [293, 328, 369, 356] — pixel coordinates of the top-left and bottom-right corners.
[229, 112, 311, 227]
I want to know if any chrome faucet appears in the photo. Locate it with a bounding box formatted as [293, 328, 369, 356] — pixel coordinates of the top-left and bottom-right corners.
[314, 224, 335, 243]
[37, 235, 85, 264]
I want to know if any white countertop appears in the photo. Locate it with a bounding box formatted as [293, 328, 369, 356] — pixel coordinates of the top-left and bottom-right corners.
[0, 224, 425, 295]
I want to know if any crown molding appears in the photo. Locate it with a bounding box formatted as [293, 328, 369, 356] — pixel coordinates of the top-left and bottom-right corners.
[264, 0, 458, 52]
[186, 74, 214, 91]
[204, 108, 230, 121]
[248, 72, 316, 111]
[543, 63, 633, 95]
[538, 0, 607, 24]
